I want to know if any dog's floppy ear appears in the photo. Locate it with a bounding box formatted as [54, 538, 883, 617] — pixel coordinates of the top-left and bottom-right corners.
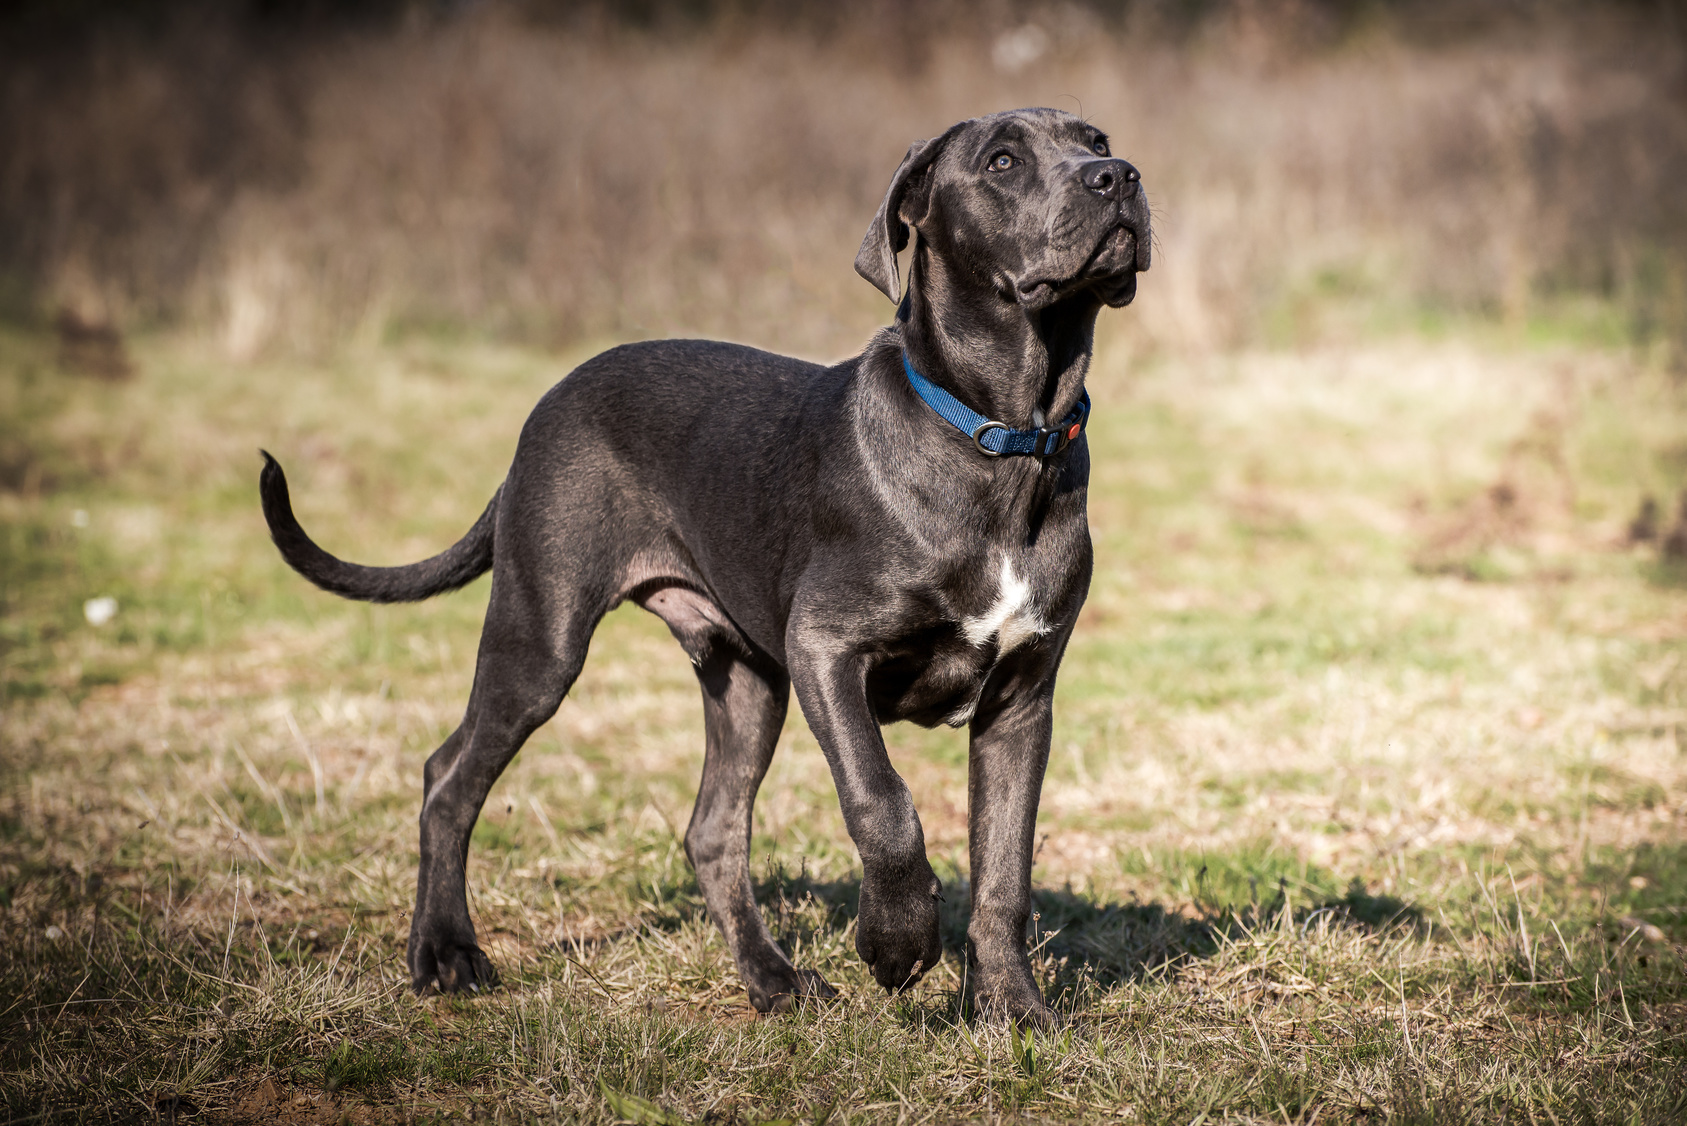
[855, 128, 958, 304]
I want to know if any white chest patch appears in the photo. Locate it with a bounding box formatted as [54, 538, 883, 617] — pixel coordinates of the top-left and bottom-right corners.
[961, 559, 1049, 654]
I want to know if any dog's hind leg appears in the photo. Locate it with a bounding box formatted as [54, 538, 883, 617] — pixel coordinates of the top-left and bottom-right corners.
[635, 582, 836, 1013]
[684, 643, 837, 1012]
[408, 579, 604, 995]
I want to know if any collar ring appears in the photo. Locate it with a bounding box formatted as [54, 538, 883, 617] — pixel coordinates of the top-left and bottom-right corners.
[970, 420, 1007, 457]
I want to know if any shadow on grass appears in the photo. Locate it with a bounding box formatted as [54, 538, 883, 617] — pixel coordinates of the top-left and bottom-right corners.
[754, 868, 1225, 985]
[1307, 878, 1423, 932]
[748, 866, 1422, 1000]
[563, 846, 1427, 1019]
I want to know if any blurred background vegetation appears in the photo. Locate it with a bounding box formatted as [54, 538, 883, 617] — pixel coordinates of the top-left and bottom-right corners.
[3, 0, 1686, 363]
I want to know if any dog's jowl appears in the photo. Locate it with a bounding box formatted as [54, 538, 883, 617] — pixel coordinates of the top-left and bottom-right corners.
[260, 108, 1150, 1027]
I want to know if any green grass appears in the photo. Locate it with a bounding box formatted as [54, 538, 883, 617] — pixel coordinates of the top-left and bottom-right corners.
[2, 324, 1685, 1122]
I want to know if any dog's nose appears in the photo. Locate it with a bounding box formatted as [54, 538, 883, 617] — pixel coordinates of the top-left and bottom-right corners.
[1082, 159, 1140, 200]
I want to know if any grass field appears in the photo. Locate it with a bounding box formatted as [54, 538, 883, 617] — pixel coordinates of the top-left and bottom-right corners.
[2, 319, 1686, 1123]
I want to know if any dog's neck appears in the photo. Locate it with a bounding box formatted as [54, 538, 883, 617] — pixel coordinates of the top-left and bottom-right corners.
[896, 241, 1099, 431]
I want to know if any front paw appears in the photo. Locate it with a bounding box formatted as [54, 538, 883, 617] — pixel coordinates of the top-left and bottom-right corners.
[855, 865, 943, 992]
[409, 922, 499, 995]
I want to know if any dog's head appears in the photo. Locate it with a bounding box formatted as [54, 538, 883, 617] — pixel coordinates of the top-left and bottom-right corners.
[857, 108, 1150, 313]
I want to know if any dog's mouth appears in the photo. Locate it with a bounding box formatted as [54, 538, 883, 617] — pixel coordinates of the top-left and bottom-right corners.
[1085, 224, 1144, 307]
[1014, 222, 1147, 310]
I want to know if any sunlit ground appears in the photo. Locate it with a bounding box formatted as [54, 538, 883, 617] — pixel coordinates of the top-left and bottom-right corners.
[2, 321, 1684, 1122]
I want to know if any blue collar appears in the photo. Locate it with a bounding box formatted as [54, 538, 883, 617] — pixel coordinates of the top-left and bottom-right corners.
[902, 353, 1090, 458]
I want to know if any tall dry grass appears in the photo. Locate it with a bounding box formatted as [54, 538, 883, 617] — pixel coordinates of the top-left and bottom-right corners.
[3, 2, 1686, 360]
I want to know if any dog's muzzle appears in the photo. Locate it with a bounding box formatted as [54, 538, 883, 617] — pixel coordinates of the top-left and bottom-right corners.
[1082, 158, 1151, 277]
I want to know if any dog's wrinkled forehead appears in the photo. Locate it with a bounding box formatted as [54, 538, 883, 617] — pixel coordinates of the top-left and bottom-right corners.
[937, 108, 1105, 178]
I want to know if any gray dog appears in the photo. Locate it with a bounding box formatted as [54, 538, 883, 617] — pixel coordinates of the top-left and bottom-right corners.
[260, 107, 1149, 1027]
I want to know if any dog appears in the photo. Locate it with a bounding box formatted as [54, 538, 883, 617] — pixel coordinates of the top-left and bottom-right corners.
[259, 107, 1149, 1027]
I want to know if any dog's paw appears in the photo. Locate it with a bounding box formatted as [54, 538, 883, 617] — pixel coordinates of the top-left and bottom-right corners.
[750, 967, 839, 1015]
[855, 865, 943, 992]
[972, 986, 1062, 1031]
[409, 931, 499, 996]
[966, 957, 1060, 1030]
[740, 942, 839, 1014]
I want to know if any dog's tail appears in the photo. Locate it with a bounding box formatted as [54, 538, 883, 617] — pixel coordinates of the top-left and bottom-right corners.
[259, 451, 498, 603]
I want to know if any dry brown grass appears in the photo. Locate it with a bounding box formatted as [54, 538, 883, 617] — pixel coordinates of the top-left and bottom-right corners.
[4, 3, 1687, 360]
[2, 322, 1686, 1121]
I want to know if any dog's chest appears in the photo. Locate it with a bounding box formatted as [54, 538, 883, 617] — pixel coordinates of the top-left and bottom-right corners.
[866, 552, 1055, 729]
[958, 557, 1050, 656]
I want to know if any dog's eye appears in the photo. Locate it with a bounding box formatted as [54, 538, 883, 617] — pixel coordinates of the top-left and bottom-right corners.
[989, 152, 1016, 172]
[1093, 137, 1110, 157]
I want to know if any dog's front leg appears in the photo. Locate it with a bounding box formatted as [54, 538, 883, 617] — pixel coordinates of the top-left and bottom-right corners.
[965, 684, 1059, 1028]
[787, 632, 942, 993]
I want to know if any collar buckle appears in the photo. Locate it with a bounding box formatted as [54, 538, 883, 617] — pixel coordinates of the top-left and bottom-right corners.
[1034, 425, 1069, 456]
